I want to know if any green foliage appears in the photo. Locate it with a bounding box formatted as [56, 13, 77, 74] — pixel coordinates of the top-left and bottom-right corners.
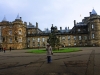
[47, 32, 60, 50]
[26, 48, 81, 54]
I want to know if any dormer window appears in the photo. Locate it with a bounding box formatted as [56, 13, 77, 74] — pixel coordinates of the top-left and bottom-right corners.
[78, 29, 80, 32]
[92, 24, 94, 29]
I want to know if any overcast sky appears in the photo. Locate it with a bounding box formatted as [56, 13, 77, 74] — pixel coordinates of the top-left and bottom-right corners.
[0, 0, 100, 30]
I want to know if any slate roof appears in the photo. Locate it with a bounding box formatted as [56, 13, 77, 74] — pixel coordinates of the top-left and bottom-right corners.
[27, 25, 35, 28]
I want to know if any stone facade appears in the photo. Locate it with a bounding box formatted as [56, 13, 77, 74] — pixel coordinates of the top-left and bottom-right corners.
[0, 9, 100, 49]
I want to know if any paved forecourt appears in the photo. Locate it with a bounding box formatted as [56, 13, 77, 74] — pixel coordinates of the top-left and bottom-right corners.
[0, 47, 100, 75]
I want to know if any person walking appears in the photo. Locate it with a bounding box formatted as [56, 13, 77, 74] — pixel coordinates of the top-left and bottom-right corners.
[4, 47, 6, 53]
[10, 47, 11, 51]
[46, 43, 53, 63]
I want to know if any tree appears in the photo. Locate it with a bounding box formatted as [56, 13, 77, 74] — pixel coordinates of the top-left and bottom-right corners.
[47, 24, 60, 50]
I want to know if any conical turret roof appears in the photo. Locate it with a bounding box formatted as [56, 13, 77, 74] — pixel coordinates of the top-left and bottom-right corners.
[91, 9, 97, 15]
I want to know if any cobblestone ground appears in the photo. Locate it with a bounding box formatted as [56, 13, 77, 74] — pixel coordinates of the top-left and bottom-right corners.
[0, 47, 100, 75]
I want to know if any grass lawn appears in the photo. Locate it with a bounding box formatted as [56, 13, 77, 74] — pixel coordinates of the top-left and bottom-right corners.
[26, 48, 81, 54]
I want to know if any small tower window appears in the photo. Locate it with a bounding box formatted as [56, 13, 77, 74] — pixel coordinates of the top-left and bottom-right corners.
[92, 33, 94, 39]
[18, 38, 22, 42]
[92, 24, 94, 29]
[18, 30, 22, 34]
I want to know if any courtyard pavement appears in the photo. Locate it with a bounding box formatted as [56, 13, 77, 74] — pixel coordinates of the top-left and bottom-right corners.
[0, 47, 100, 75]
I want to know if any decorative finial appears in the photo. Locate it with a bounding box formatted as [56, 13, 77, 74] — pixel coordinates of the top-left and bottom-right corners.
[2, 15, 7, 21]
[16, 13, 20, 19]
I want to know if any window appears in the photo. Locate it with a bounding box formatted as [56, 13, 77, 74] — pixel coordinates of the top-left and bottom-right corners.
[33, 42, 35, 47]
[74, 43, 76, 45]
[68, 36, 70, 40]
[92, 33, 94, 39]
[69, 43, 70, 46]
[0, 27, 1, 36]
[10, 26, 12, 28]
[18, 38, 22, 42]
[9, 30, 12, 35]
[79, 36, 81, 40]
[74, 36, 76, 40]
[9, 38, 12, 43]
[78, 29, 80, 32]
[19, 25, 21, 27]
[28, 38, 30, 42]
[38, 38, 40, 42]
[19, 30, 22, 34]
[62, 37, 65, 40]
[0, 37, 2, 43]
[32, 32, 34, 34]
[28, 45, 29, 47]
[3, 26, 6, 28]
[88, 28, 89, 31]
[28, 31, 30, 34]
[33, 38, 35, 41]
[92, 24, 94, 29]
[84, 36, 87, 40]
[43, 38, 45, 42]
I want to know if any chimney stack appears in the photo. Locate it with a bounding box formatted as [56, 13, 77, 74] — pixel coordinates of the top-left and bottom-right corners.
[36, 22, 38, 28]
[74, 20, 76, 26]
[89, 12, 91, 16]
[60, 27, 62, 30]
[20, 17, 22, 20]
[68, 27, 69, 30]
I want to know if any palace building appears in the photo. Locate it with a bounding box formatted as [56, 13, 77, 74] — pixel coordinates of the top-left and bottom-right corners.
[0, 9, 100, 49]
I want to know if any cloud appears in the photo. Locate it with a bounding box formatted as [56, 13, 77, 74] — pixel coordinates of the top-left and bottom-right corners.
[0, 0, 100, 30]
